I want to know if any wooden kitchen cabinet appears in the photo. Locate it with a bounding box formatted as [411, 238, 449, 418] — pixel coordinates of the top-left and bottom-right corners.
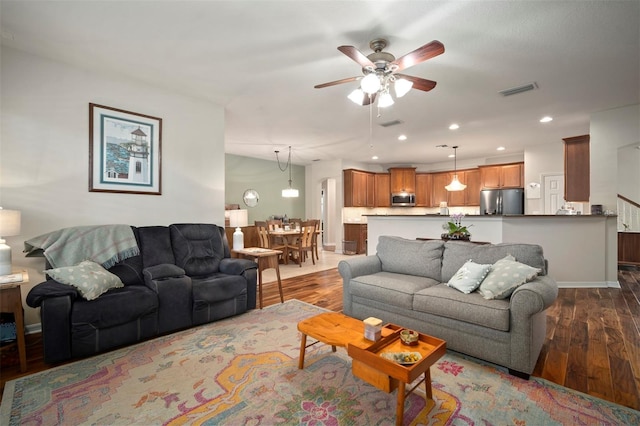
[389, 168, 416, 193]
[374, 173, 391, 207]
[563, 134, 590, 202]
[430, 172, 452, 207]
[344, 223, 368, 254]
[415, 173, 432, 207]
[464, 169, 481, 206]
[343, 169, 375, 207]
[479, 162, 523, 189]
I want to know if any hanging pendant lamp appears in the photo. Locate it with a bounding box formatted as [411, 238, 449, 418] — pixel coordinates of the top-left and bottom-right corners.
[275, 146, 299, 198]
[445, 146, 467, 191]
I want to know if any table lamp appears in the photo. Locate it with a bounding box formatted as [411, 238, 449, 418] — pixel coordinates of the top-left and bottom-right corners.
[228, 209, 248, 251]
[0, 208, 21, 276]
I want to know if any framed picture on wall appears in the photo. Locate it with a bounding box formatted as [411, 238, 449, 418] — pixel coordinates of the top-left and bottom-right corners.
[89, 103, 162, 195]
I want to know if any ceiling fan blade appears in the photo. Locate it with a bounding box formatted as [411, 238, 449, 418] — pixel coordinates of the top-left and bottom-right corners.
[363, 92, 377, 106]
[395, 74, 437, 92]
[338, 45, 375, 68]
[314, 76, 360, 89]
[392, 40, 445, 72]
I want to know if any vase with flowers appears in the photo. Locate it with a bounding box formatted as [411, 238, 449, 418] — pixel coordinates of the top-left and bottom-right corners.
[441, 213, 472, 240]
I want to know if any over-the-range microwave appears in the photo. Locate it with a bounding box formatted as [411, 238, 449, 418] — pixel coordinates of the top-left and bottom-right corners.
[391, 192, 416, 207]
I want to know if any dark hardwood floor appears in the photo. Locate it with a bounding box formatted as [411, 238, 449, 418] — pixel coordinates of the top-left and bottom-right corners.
[1, 268, 638, 410]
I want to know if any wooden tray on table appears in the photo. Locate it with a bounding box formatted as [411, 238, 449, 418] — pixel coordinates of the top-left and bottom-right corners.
[347, 324, 446, 393]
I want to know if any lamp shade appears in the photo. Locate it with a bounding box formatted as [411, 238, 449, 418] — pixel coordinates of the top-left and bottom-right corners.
[0, 209, 21, 237]
[282, 188, 299, 198]
[394, 78, 413, 97]
[361, 73, 381, 94]
[348, 88, 365, 105]
[377, 92, 394, 108]
[228, 209, 248, 228]
[445, 174, 467, 191]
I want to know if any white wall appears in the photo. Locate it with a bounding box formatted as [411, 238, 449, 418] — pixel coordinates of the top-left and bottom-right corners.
[1, 47, 226, 325]
[523, 141, 564, 214]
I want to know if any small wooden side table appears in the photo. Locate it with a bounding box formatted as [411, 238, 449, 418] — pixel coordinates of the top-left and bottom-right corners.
[0, 270, 29, 372]
[232, 248, 283, 309]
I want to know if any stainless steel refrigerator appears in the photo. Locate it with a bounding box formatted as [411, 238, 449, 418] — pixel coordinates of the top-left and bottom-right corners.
[480, 188, 525, 215]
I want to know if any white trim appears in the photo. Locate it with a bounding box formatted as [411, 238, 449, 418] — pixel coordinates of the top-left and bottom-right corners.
[25, 323, 42, 335]
[557, 281, 614, 288]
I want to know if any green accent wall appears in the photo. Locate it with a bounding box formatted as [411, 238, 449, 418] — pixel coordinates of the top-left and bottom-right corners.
[225, 154, 305, 224]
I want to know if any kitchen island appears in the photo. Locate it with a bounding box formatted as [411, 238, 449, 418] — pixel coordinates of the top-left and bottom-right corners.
[365, 214, 618, 288]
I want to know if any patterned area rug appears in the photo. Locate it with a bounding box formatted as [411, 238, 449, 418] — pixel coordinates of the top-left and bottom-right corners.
[2, 300, 638, 425]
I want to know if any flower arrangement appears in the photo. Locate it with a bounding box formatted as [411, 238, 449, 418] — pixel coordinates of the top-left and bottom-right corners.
[442, 213, 472, 240]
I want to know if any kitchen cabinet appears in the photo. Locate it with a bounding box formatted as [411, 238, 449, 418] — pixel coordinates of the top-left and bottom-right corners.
[389, 168, 416, 193]
[415, 173, 432, 207]
[563, 134, 590, 202]
[479, 163, 523, 189]
[343, 169, 374, 207]
[430, 172, 452, 207]
[374, 173, 391, 207]
[464, 169, 481, 206]
[344, 223, 368, 254]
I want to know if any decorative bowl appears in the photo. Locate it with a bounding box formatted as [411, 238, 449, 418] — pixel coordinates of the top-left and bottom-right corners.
[400, 329, 419, 346]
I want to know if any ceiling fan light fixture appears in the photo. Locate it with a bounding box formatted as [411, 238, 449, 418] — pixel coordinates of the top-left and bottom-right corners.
[377, 91, 394, 108]
[347, 88, 365, 105]
[394, 78, 413, 97]
[361, 73, 381, 94]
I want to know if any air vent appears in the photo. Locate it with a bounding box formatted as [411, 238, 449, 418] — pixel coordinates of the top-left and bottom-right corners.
[379, 119, 403, 127]
[499, 82, 538, 97]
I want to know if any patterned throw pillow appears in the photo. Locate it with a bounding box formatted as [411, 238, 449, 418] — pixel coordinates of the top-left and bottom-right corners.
[446, 260, 492, 294]
[45, 260, 124, 300]
[478, 255, 541, 300]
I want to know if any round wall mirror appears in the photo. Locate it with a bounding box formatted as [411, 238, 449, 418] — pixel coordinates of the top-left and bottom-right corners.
[243, 189, 259, 207]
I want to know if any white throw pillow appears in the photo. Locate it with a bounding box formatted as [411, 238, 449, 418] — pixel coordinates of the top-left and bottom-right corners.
[478, 255, 541, 300]
[446, 260, 492, 294]
[45, 260, 124, 300]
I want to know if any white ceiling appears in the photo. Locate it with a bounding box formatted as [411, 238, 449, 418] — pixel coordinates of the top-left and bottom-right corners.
[1, 1, 638, 167]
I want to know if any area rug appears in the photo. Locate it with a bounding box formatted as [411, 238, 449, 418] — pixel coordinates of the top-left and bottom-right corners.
[2, 300, 638, 425]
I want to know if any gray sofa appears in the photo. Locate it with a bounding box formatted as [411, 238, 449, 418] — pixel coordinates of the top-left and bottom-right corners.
[338, 236, 558, 378]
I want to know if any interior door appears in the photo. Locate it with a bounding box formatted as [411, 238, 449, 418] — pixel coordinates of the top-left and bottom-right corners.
[543, 174, 565, 214]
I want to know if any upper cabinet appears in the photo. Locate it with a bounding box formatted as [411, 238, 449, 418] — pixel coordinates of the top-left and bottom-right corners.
[374, 173, 391, 207]
[479, 162, 524, 189]
[436, 169, 481, 207]
[415, 173, 432, 207]
[343, 169, 375, 207]
[389, 168, 416, 193]
[430, 172, 452, 207]
[563, 135, 590, 202]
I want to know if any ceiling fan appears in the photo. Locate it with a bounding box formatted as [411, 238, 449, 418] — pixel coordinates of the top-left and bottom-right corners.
[314, 38, 445, 107]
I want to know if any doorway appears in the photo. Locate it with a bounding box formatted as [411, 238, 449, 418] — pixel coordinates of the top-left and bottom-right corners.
[542, 173, 564, 214]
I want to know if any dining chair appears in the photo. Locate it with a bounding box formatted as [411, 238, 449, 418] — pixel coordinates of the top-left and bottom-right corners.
[308, 219, 320, 261]
[286, 220, 316, 267]
[256, 221, 288, 263]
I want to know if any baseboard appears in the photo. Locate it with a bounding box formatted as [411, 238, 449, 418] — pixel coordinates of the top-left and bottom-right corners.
[25, 323, 42, 335]
[557, 281, 620, 288]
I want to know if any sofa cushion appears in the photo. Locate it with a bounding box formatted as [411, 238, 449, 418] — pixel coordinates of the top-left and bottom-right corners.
[137, 226, 175, 268]
[441, 242, 546, 282]
[71, 285, 158, 328]
[170, 224, 225, 277]
[446, 260, 492, 294]
[377, 236, 444, 281]
[349, 271, 440, 310]
[191, 273, 248, 304]
[45, 260, 124, 301]
[478, 255, 541, 300]
[413, 284, 511, 331]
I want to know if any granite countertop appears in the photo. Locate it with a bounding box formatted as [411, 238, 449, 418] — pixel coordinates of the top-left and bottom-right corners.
[364, 214, 616, 218]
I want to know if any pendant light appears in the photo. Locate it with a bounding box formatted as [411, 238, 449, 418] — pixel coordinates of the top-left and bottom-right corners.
[445, 146, 467, 191]
[275, 146, 299, 198]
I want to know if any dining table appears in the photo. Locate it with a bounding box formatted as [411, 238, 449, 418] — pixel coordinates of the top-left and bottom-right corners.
[269, 227, 319, 265]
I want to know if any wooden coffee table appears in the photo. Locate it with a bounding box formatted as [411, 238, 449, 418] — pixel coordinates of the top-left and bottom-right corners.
[297, 312, 446, 426]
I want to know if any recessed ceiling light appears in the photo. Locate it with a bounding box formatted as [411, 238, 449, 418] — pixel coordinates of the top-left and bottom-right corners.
[448, 154, 455, 158]
[497, 146, 506, 151]
[398, 135, 407, 141]
[371, 155, 379, 160]
[449, 124, 460, 130]
[540, 116, 553, 123]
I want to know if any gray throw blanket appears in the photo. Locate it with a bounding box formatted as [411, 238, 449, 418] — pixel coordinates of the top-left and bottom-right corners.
[24, 225, 140, 268]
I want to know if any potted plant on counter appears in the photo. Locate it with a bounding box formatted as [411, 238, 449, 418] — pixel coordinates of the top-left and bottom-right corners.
[442, 213, 472, 241]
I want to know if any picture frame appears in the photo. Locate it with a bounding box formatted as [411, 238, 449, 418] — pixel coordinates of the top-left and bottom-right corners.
[89, 103, 162, 195]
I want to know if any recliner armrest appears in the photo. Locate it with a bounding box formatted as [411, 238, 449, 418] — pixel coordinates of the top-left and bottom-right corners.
[26, 279, 79, 308]
[143, 263, 186, 280]
[219, 258, 258, 275]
